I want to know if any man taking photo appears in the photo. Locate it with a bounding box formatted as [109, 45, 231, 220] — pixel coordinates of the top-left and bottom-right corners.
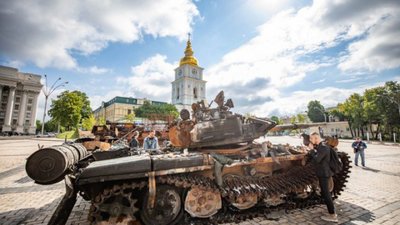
[308, 132, 338, 223]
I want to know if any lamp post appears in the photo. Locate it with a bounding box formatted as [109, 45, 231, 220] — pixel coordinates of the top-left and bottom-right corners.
[41, 75, 68, 135]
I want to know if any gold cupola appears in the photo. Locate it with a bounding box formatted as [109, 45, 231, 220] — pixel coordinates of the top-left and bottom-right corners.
[179, 33, 199, 66]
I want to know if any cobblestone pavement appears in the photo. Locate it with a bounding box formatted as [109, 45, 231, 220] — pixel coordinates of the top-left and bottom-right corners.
[0, 137, 399, 225]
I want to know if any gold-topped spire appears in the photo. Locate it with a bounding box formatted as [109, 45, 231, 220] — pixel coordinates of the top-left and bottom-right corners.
[179, 33, 199, 66]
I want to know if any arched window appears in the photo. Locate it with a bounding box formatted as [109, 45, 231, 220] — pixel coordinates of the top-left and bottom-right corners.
[177, 87, 180, 99]
[193, 87, 198, 99]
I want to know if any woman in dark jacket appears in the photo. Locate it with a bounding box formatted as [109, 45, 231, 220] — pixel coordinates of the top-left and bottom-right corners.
[129, 131, 140, 149]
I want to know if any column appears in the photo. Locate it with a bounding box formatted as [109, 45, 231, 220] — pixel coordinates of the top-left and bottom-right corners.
[28, 92, 39, 134]
[3, 86, 16, 132]
[0, 85, 3, 104]
[16, 90, 28, 133]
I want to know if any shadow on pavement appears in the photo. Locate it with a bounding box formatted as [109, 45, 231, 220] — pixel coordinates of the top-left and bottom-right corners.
[0, 196, 62, 225]
[0, 195, 378, 225]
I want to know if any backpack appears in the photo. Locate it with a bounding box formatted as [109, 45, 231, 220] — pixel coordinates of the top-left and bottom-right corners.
[329, 147, 343, 175]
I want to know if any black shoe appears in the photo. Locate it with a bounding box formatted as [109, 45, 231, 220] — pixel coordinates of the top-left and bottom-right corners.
[355, 164, 358, 166]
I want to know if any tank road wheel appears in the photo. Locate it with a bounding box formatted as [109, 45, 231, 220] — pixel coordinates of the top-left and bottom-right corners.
[184, 187, 222, 218]
[230, 193, 258, 210]
[90, 186, 139, 224]
[140, 185, 184, 225]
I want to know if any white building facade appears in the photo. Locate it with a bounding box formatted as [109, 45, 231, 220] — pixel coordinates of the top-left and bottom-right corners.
[0, 66, 42, 134]
[171, 36, 206, 111]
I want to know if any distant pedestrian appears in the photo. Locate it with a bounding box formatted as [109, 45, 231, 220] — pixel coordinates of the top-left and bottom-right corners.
[129, 131, 140, 149]
[352, 137, 367, 167]
[308, 132, 338, 223]
[318, 126, 324, 138]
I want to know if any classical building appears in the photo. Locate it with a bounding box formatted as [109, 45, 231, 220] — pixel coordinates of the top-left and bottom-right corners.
[0, 66, 42, 134]
[93, 96, 168, 123]
[171, 35, 206, 111]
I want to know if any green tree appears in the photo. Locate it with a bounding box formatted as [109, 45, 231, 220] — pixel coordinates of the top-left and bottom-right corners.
[36, 119, 58, 133]
[97, 117, 106, 126]
[44, 119, 58, 132]
[36, 120, 42, 133]
[363, 87, 385, 139]
[296, 113, 306, 123]
[75, 91, 92, 120]
[48, 91, 92, 130]
[124, 112, 136, 123]
[338, 93, 366, 138]
[329, 108, 346, 121]
[307, 100, 326, 122]
[290, 115, 297, 124]
[380, 81, 400, 140]
[270, 116, 282, 124]
[135, 101, 178, 119]
[82, 114, 96, 131]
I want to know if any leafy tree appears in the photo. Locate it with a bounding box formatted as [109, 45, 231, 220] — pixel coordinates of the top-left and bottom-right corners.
[36, 120, 42, 133]
[135, 101, 178, 119]
[307, 100, 326, 122]
[82, 114, 96, 131]
[49, 91, 92, 130]
[290, 115, 297, 124]
[329, 108, 346, 121]
[338, 93, 366, 137]
[124, 112, 136, 123]
[334, 81, 399, 141]
[44, 119, 58, 132]
[296, 113, 306, 123]
[74, 91, 92, 120]
[270, 116, 282, 124]
[363, 87, 385, 138]
[97, 117, 106, 126]
[380, 81, 400, 139]
[36, 119, 58, 133]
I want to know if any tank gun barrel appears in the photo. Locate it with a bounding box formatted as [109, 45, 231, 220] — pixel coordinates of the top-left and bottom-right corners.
[268, 122, 327, 132]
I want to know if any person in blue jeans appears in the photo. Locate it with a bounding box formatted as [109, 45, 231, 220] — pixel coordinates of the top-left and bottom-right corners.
[352, 137, 367, 167]
[143, 130, 159, 150]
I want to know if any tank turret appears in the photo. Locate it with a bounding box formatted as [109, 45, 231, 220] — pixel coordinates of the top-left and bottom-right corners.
[169, 91, 277, 148]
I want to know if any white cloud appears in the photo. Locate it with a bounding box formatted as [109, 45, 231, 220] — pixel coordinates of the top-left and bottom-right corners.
[115, 54, 176, 103]
[338, 14, 400, 72]
[335, 77, 361, 83]
[0, 0, 199, 69]
[253, 87, 357, 116]
[77, 66, 111, 75]
[204, 0, 400, 115]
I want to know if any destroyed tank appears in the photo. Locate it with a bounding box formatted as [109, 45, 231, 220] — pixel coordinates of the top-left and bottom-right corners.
[25, 91, 351, 225]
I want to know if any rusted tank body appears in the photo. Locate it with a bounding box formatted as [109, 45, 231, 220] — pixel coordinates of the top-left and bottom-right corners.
[76, 122, 169, 151]
[25, 91, 351, 225]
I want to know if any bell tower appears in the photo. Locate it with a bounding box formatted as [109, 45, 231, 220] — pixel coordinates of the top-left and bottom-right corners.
[171, 34, 206, 111]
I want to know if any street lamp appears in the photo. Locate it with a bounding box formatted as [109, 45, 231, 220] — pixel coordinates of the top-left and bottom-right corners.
[41, 75, 68, 135]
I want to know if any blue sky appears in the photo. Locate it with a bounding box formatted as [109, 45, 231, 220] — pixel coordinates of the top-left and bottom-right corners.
[1, 0, 399, 119]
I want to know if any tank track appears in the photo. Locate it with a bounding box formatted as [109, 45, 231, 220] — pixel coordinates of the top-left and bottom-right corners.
[88, 152, 351, 225]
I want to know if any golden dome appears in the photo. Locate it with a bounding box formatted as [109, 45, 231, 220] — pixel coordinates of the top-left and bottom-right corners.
[179, 34, 199, 66]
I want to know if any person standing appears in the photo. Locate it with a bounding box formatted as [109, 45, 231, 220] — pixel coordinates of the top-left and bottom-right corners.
[143, 130, 159, 150]
[309, 132, 338, 223]
[352, 137, 367, 167]
[129, 131, 140, 149]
